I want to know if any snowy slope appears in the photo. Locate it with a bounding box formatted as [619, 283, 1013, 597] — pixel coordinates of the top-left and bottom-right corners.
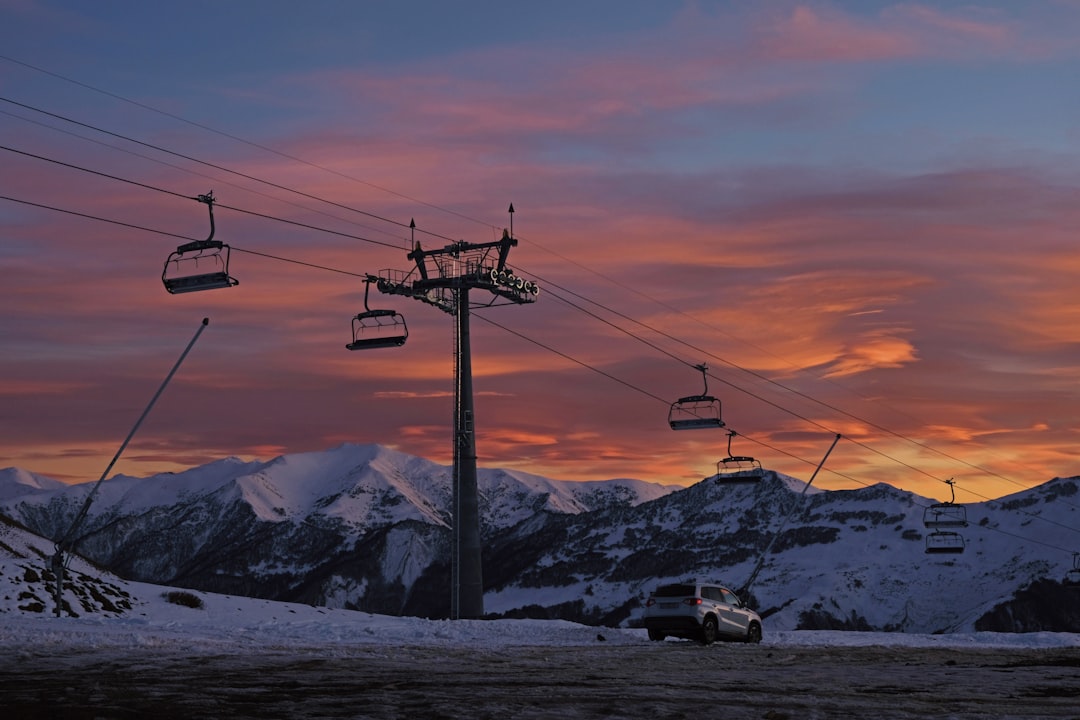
[1, 444, 1077, 634]
[2, 516, 1077, 652]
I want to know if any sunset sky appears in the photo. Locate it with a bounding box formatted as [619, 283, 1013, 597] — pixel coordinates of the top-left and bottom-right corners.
[2, 1, 1080, 506]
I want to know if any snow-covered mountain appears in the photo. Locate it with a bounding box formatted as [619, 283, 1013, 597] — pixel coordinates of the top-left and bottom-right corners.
[0, 467, 67, 502]
[0, 444, 673, 616]
[1, 443, 1077, 633]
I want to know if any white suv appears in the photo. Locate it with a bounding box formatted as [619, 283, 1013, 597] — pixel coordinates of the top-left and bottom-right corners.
[643, 581, 763, 645]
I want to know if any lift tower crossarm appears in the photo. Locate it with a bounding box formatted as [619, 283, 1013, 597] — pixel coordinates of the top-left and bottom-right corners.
[382, 234, 539, 311]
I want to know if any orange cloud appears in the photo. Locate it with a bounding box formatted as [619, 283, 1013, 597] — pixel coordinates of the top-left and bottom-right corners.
[824, 328, 919, 378]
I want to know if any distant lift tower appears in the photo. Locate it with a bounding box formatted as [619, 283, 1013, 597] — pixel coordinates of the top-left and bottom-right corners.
[373, 209, 538, 619]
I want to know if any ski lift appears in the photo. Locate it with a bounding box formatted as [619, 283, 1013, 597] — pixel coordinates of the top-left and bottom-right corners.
[923, 479, 967, 528]
[346, 277, 408, 350]
[712, 430, 764, 484]
[1065, 553, 1080, 586]
[925, 530, 966, 555]
[162, 192, 239, 294]
[668, 364, 724, 431]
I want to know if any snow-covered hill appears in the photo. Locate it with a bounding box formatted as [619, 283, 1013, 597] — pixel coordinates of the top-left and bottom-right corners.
[1, 443, 1077, 633]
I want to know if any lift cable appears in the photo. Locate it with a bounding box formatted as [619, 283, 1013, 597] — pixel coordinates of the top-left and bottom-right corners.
[0, 193, 366, 279]
[526, 267, 1060, 502]
[0, 98, 1064, 501]
[0, 193, 192, 241]
[0, 53, 482, 232]
[0, 140, 1023, 498]
[2, 59, 1074, 557]
[475, 313, 1077, 555]
[1, 139, 1072, 519]
[0, 106, 412, 244]
[1, 136, 1070, 512]
[537, 279, 944, 480]
[1, 155, 1071, 519]
[537, 281, 1080, 536]
[1, 190, 1073, 552]
[0, 144, 404, 252]
[0, 94, 455, 244]
[0, 65, 1060, 500]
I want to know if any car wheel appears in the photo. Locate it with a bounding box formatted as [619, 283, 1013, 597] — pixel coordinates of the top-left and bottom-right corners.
[746, 622, 762, 644]
[699, 616, 718, 645]
[647, 629, 666, 642]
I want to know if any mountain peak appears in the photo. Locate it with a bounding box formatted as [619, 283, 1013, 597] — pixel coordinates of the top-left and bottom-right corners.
[0, 467, 68, 502]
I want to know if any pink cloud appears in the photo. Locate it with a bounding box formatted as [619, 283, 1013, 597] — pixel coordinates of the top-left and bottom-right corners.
[755, 5, 919, 62]
[7, 3, 1080, 501]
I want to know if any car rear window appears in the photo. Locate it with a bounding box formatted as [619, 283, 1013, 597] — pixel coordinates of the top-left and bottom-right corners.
[653, 583, 696, 597]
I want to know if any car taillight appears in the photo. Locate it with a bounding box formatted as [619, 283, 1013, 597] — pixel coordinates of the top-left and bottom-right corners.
[683, 598, 702, 606]
[645, 598, 655, 607]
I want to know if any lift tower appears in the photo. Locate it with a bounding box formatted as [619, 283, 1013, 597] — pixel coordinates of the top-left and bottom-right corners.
[373, 217, 538, 619]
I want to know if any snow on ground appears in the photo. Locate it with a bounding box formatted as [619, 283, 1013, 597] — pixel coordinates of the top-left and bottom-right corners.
[3, 581, 1079, 719]
[4, 522, 1077, 718]
[2, 577, 1077, 654]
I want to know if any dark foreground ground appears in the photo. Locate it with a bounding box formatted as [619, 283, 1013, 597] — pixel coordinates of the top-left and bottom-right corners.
[2, 642, 1078, 719]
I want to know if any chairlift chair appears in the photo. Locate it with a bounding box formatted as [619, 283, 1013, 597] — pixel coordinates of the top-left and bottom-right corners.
[922, 479, 967, 528]
[162, 192, 239, 294]
[346, 277, 408, 350]
[1065, 553, 1080, 586]
[712, 430, 764, 484]
[668, 363, 724, 430]
[925, 530, 966, 555]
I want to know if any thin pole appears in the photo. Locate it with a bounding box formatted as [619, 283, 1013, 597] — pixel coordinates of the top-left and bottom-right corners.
[52, 318, 210, 617]
[740, 433, 841, 597]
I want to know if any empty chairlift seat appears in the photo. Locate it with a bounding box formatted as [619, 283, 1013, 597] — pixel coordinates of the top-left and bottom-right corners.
[710, 431, 765, 484]
[925, 531, 966, 554]
[347, 309, 408, 350]
[1065, 553, 1080, 586]
[922, 480, 966, 554]
[668, 363, 724, 431]
[162, 192, 239, 294]
[669, 395, 724, 430]
[922, 479, 967, 528]
[923, 503, 967, 528]
[162, 240, 239, 294]
[346, 276, 408, 350]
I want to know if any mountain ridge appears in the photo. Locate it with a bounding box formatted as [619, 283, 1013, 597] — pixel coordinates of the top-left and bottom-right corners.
[1, 443, 1077, 632]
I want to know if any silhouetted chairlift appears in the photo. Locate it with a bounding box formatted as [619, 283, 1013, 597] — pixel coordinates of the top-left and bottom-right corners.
[922, 478, 967, 528]
[925, 530, 966, 554]
[668, 363, 724, 431]
[713, 430, 764, 484]
[1065, 553, 1080, 586]
[346, 277, 408, 350]
[162, 192, 239, 294]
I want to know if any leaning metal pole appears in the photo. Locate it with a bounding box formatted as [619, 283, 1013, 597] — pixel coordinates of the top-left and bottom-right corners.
[453, 287, 484, 619]
[740, 433, 841, 598]
[52, 317, 211, 617]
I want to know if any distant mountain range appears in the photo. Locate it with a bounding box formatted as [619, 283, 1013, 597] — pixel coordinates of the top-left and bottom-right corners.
[2, 443, 1078, 632]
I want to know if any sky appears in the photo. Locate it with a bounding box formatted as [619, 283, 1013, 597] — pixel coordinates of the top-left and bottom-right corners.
[2, 1, 1080, 503]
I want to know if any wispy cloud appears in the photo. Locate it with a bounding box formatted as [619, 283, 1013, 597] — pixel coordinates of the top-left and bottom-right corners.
[3, 2, 1080, 502]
